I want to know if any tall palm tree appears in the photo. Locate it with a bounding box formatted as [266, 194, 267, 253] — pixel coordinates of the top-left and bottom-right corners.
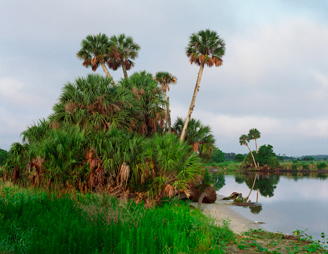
[248, 128, 261, 153]
[76, 33, 114, 80]
[107, 34, 140, 79]
[154, 72, 177, 132]
[239, 134, 257, 168]
[180, 29, 225, 141]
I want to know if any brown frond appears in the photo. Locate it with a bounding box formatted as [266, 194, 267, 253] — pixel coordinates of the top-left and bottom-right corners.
[91, 57, 98, 67]
[51, 120, 59, 129]
[206, 57, 214, 67]
[82, 59, 91, 67]
[124, 60, 131, 70]
[199, 54, 205, 64]
[163, 184, 175, 198]
[192, 141, 200, 152]
[65, 101, 78, 113]
[92, 65, 98, 71]
[139, 88, 145, 95]
[132, 87, 139, 96]
[213, 57, 223, 66]
[116, 162, 130, 186]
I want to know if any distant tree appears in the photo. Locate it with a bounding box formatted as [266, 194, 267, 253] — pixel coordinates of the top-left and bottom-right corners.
[154, 72, 177, 132]
[248, 128, 261, 153]
[180, 29, 225, 141]
[243, 144, 280, 169]
[301, 156, 315, 161]
[234, 154, 245, 162]
[257, 144, 279, 169]
[77, 33, 113, 80]
[211, 147, 225, 163]
[0, 148, 8, 166]
[239, 134, 257, 168]
[224, 153, 236, 161]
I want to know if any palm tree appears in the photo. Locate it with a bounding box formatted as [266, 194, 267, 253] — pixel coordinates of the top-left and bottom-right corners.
[154, 72, 177, 132]
[107, 34, 140, 79]
[119, 71, 166, 135]
[239, 134, 257, 168]
[49, 74, 136, 132]
[77, 33, 114, 80]
[173, 117, 215, 160]
[248, 128, 261, 153]
[180, 29, 225, 141]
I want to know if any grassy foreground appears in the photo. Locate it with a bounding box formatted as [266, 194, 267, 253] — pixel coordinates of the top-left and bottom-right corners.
[0, 182, 234, 254]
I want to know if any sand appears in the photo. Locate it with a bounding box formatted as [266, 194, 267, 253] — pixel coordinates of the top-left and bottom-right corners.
[192, 195, 263, 234]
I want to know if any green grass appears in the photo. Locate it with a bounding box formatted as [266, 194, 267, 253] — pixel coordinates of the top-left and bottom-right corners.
[0, 182, 234, 254]
[204, 161, 242, 171]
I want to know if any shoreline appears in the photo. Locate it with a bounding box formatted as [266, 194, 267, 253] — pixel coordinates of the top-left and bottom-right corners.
[193, 195, 263, 234]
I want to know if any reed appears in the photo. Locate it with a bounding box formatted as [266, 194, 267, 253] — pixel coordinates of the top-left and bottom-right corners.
[0, 184, 234, 253]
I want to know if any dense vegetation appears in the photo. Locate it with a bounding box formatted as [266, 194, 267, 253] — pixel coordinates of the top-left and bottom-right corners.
[3, 73, 209, 202]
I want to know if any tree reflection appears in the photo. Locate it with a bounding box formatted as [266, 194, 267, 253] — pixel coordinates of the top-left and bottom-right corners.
[249, 205, 262, 214]
[235, 173, 280, 198]
[211, 173, 226, 191]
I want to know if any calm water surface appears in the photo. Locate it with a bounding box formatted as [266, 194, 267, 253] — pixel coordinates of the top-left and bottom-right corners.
[217, 173, 328, 240]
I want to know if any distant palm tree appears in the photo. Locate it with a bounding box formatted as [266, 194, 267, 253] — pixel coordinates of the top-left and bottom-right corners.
[154, 72, 177, 132]
[239, 134, 257, 168]
[173, 117, 215, 160]
[107, 34, 140, 79]
[180, 29, 225, 141]
[248, 128, 261, 153]
[76, 33, 113, 80]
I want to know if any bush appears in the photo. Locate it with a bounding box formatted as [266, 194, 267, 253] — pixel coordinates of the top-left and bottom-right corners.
[243, 144, 280, 169]
[0, 148, 8, 166]
[233, 154, 245, 162]
[317, 162, 327, 170]
[211, 148, 225, 163]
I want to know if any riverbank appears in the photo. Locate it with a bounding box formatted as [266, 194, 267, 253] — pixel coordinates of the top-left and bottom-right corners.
[196, 195, 328, 253]
[193, 195, 262, 234]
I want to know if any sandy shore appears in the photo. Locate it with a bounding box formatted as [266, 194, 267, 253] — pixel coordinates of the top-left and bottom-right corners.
[192, 195, 263, 234]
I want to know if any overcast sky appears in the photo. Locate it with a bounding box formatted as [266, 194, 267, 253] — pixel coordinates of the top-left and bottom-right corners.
[1, 0, 327, 156]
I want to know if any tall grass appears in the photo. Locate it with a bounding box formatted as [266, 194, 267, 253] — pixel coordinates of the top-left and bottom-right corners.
[0, 183, 234, 254]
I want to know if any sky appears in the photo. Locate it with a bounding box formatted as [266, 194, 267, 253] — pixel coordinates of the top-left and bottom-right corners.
[0, 0, 327, 156]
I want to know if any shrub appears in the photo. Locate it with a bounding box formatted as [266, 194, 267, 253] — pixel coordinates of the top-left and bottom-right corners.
[317, 162, 327, 170]
[233, 154, 245, 162]
[0, 148, 8, 166]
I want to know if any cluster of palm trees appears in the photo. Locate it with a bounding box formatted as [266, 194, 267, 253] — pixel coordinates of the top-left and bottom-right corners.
[4, 29, 226, 201]
[77, 33, 140, 80]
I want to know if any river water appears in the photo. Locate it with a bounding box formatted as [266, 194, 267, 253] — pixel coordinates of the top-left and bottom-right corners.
[216, 173, 328, 241]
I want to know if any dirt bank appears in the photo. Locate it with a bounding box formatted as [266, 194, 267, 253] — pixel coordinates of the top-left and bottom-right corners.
[193, 195, 262, 234]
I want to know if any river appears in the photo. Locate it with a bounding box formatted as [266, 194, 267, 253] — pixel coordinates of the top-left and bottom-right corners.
[216, 172, 328, 241]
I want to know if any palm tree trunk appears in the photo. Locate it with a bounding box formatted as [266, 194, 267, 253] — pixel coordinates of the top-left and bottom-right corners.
[100, 62, 112, 79]
[255, 138, 258, 153]
[246, 143, 258, 168]
[122, 63, 128, 79]
[180, 64, 204, 141]
[167, 96, 172, 133]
